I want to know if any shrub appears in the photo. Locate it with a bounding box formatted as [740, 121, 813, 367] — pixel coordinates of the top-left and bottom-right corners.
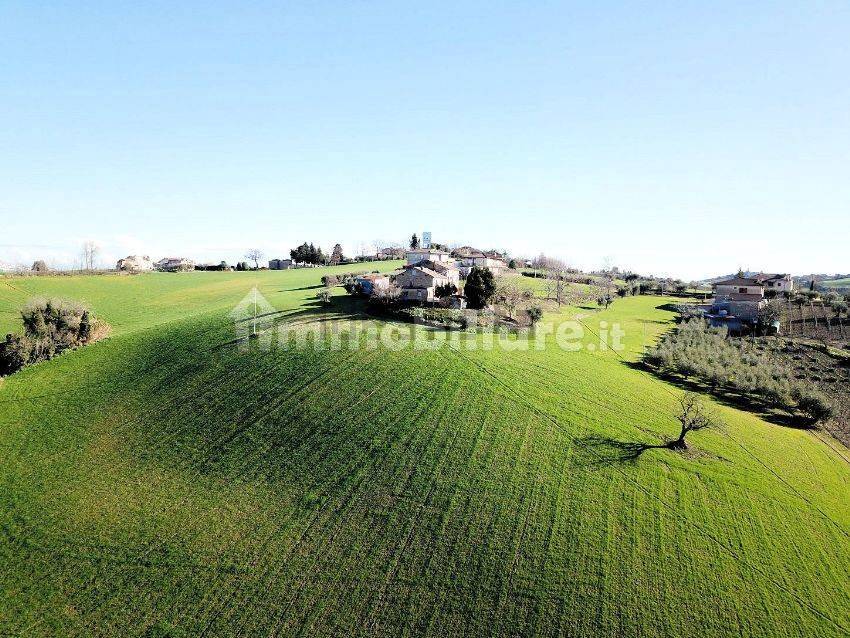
[526, 306, 543, 325]
[435, 283, 458, 299]
[0, 298, 102, 376]
[792, 388, 833, 424]
[0, 334, 32, 376]
[316, 290, 331, 304]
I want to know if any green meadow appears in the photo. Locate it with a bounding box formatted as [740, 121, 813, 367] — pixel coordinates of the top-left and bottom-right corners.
[1, 264, 848, 637]
[821, 277, 850, 289]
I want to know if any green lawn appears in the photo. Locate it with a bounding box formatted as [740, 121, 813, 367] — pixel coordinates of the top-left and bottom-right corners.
[1, 265, 848, 637]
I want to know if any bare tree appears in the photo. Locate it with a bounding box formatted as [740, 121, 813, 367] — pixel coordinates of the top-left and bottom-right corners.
[245, 248, 264, 270]
[80, 241, 100, 271]
[541, 257, 569, 307]
[496, 281, 525, 319]
[669, 392, 720, 450]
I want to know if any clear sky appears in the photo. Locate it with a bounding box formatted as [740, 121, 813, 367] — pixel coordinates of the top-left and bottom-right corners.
[2, 1, 848, 279]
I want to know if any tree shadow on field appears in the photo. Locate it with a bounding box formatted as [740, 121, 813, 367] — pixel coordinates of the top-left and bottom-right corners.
[576, 434, 670, 467]
[285, 284, 324, 291]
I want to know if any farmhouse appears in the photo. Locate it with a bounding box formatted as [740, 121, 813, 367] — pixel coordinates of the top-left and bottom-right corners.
[116, 255, 154, 273]
[713, 277, 766, 302]
[714, 273, 793, 299]
[395, 264, 455, 303]
[154, 257, 194, 272]
[707, 275, 785, 332]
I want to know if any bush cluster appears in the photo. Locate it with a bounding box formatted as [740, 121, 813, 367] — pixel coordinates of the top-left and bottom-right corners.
[0, 298, 102, 376]
[646, 319, 833, 424]
[399, 307, 468, 329]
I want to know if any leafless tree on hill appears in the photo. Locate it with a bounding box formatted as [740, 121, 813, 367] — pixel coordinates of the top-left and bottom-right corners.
[245, 248, 264, 270]
[80, 241, 99, 271]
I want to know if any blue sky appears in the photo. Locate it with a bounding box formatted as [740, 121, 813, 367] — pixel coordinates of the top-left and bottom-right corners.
[1, 1, 848, 279]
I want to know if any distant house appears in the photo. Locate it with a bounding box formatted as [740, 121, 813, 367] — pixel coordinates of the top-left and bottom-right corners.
[354, 273, 390, 296]
[154, 257, 194, 272]
[713, 273, 793, 297]
[268, 258, 293, 270]
[406, 248, 451, 266]
[395, 265, 455, 303]
[377, 247, 405, 260]
[756, 273, 793, 294]
[117, 255, 154, 273]
[457, 252, 507, 277]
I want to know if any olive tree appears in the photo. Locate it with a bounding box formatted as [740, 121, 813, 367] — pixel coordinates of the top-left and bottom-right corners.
[669, 392, 720, 450]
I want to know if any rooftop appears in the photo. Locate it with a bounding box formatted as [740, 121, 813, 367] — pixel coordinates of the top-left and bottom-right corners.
[713, 277, 764, 287]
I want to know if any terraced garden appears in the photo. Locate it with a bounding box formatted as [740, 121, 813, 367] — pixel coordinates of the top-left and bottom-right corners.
[1, 265, 848, 636]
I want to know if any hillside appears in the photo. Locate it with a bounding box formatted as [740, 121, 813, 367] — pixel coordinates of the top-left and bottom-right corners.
[822, 277, 850, 289]
[1, 265, 849, 637]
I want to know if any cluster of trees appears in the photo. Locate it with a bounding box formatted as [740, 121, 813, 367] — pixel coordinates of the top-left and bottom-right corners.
[646, 319, 833, 424]
[290, 243, 327, 265]
[0, 299, 101, 376]
[234, 262, 251, 271]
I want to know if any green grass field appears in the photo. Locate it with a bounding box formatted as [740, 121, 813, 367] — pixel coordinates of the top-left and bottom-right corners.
[1, 265, 848, 637]
[822, 277, 850, 289]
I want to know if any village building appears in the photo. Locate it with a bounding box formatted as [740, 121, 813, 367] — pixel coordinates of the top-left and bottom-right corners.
[457, 252, 507, 277]
[394, 264, 455, 303]
[414, 259, 460, 286]
[116, 255, 154, 273]
[406, 248, 451, 266]
[377, 247, 405, 260]
[154, 257, 194, 272]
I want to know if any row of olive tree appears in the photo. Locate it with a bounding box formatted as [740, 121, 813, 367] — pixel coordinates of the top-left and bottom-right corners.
[645, 319, 833, 425]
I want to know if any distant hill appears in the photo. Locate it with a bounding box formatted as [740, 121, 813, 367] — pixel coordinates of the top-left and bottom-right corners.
[821, 277, 850, 289]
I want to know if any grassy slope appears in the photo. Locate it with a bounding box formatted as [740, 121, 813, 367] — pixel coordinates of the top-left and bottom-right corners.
[822, 278, 850, 289]
[0, 265, 848, 637]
